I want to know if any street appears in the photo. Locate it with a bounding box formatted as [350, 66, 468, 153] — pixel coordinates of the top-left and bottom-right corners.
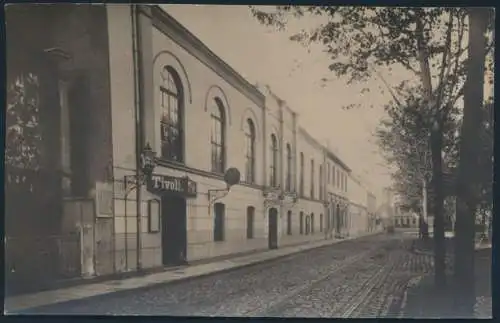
[24, 233, 432, 317]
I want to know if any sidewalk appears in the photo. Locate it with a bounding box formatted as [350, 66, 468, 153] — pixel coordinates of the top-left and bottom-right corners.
[398, 243, 492, 318]
[5, 231, 382, 313]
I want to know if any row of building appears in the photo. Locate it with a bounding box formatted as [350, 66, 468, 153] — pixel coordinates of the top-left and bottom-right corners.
[5, 4, 381, 290]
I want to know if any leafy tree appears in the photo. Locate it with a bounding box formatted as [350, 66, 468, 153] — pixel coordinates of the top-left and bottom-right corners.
[250, 5, 494, 305]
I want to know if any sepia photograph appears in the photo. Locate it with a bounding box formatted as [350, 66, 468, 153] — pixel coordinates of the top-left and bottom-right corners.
[4, 3, 494, 319]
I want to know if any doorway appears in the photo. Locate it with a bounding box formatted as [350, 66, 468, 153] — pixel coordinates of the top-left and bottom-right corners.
[335, 204, 341, 235]
[161, 195, 187, 266]
[268, 208, 278, 249]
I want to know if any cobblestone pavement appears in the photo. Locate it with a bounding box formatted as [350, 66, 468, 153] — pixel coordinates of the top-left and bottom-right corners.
[23, 233, 422, 317]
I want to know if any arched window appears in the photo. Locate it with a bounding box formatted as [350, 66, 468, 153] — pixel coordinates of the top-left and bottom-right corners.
[310, 159, 315, 199]
[299, 152, 304, 196]
[244, 119, 256, 183]
[160, 66, 184, 162]
[211, 98, 225, 174]
[285, 143, 292, 191]
[270, 134, 278, 187]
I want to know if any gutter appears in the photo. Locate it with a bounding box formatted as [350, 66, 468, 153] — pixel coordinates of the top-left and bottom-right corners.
[131, 4, 144, 270]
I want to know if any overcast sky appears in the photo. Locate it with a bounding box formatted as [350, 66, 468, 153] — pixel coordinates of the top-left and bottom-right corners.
[162, 4, 411, 199]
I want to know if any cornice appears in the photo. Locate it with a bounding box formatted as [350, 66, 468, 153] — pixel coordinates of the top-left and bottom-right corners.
[150, 6, 265, 109]
[155, 158, 264, 191]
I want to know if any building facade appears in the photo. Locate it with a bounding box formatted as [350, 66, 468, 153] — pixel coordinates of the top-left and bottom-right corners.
[5, 4, 116, 291]
[5, 4, 380, 287]
[347, 174, 372, 237]
[324, 148, 351, 238]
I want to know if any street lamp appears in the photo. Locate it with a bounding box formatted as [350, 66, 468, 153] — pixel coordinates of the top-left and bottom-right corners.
[124, 142, 157, 194]
[124, 142, 157, 271]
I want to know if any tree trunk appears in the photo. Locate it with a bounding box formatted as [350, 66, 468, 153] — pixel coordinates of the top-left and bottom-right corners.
[415, 14, 446, 288]
[421, 179, 429, 240]
[430, 126, 446, 289]
[453, 7, 489, 317]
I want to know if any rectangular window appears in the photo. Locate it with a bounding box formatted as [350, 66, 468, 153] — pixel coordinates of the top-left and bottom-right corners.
[246, 206, 254, 239]
[214, 203, 225, 241]
[287, 211, 292, 235]
[300, 154, 304, 196]
[310, 160, 315, 199]
[320, 214, 323, 232]
[300, 212, 304, 234]
[332, 166, 336, 185]
[319, 165, 323, 200]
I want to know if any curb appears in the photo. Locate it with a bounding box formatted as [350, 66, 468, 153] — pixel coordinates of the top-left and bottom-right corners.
[10, 232, 384, 312]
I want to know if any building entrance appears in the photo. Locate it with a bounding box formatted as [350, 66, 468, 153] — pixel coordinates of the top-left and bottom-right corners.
[161, 195, 187, 266]
[268, 208, 278, 249]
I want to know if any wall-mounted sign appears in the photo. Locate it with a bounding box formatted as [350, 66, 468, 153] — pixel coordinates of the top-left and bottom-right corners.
[147, 174, 197, 198]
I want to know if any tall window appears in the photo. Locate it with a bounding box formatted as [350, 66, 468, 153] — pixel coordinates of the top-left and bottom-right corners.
[244, 119, 256, 183]
[332, 166, 336, 185]
[300, 212, 304, 234]
[285, 143, 292, 191]
[320, 214, 324, 232]
[211, 98, 225, 174]
[299, 152, 304, 196]
[214, 203, 225, 241]
[246, 206, 254, 239]
[270, 134, 278, 187]
[311, 213, 315, 233]
[345, 174, 348, 192]
[319, 165, 323, 200]
[160, 66, 183, 162]
[327, 164, 331, 185]
[336, 169, 340, 188]
[287, 211, 292, 235]
[310, 159, 315, 199]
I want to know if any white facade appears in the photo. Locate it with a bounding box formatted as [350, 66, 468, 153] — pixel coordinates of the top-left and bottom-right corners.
[347, 174, 371, 236]
[257, 85, 327, 247]
[103, 4, 378, 274]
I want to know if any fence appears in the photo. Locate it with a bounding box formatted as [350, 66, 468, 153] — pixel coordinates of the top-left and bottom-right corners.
[5, 233, 81, 295]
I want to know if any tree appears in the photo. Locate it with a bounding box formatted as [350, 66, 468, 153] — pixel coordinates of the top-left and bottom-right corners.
[250, 6, 494, 295]
[453, 8, 492, 316]
[376, 89, 460, 240]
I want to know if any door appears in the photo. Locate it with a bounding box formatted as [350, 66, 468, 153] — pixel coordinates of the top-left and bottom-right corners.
[335, 205, 341, 235]
[161, 195, 187, 266]
[268, 208, 278, 249]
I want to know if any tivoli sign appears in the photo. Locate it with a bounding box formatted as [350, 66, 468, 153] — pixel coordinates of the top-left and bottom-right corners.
[147, 174, 197, 198]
